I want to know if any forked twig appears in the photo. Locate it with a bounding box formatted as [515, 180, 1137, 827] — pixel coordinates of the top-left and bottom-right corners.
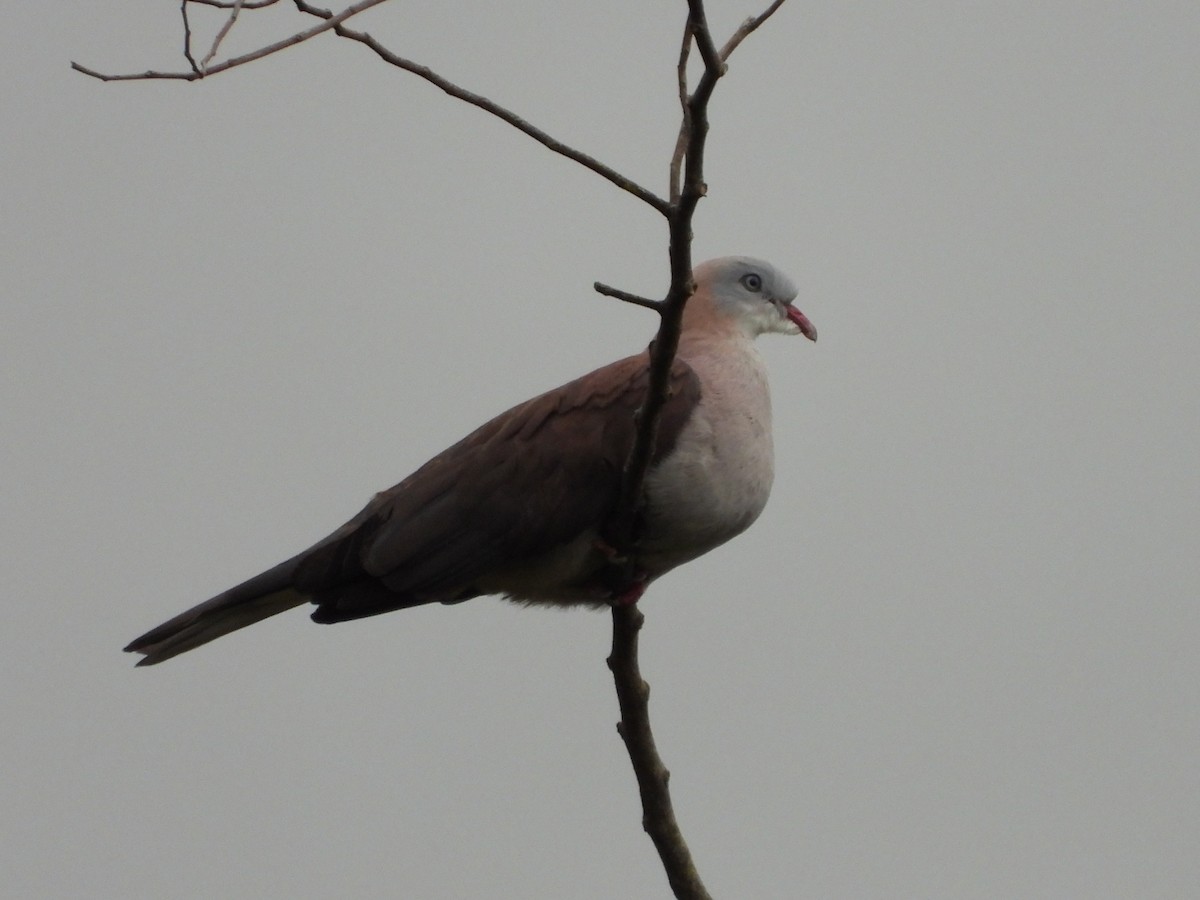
[669, 23, 693, 205]
[601, 5, 788, 897]
[181, 2, 200, 73]
[720, 0, 788, 60]
[72, 0, 389, 82]
[200, 0, 246, 71]
[290, 1, 670, 213]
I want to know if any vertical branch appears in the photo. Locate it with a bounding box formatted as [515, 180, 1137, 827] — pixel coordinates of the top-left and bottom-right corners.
[604, 7, 726, 898]
[669, 24, 692, 206]
[613, 0, 723, 547]
[181, 1, 201, 74]
[609, 606, 713, 900]
[200, 0, 247, 71]
[605, 5, 788, 898]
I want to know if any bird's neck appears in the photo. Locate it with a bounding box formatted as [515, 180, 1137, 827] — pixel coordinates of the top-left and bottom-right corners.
[677, 315, 759, 361]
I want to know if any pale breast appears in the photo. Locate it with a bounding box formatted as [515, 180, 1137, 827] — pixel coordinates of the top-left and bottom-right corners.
[639, 339, 775, 574]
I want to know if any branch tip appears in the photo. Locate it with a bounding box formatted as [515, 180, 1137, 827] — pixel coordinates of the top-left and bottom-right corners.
[594, 282, 663, 312]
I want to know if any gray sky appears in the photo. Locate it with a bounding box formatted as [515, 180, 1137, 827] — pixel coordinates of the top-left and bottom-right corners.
[4, 2, 1198, 897]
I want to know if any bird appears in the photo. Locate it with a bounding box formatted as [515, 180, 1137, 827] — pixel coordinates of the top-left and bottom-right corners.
[125, 256, 817, 665]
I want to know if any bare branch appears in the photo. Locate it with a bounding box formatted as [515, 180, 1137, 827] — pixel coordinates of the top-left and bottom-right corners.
[291, 1, 670, 214]
[610, 10, 726, 553]
[594, 282, 663, 312]
[71, 0, 388, 82]
[181, 1, 200, 74]
[668, 23, 692, 205]
[719, 0, 789, 61]
[187, 0, 280, 7]
[598, 4, 768, 894]
[668, 0, 786, 203]
[602, 5, 789, 878]
[200, 0, 246, 71]
[69, 62, 184, 82]
[608, 605, 713, 900]
[685, 0, 723, 74]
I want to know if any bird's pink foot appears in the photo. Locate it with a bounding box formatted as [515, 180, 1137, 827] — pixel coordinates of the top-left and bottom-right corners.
[611, 579, 646, 606]
[593, 538, 646, 605]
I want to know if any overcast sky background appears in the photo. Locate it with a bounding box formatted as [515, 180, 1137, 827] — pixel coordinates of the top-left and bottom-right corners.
[4, 2, 1198, 898]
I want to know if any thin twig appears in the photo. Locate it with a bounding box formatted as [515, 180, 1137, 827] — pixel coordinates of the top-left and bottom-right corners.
[611, 1, 724, 549]
[71, 0, 388, 82]
[290, 1, 670, 215]
[608, 606, 713, 900]
[719, 0, 789, 61]
[594, 282, 663, 312]
[74, 0, 670, 212]
[187, 0, 280, 7]
[668, 23, 692, 205]
[200, 0, 246, 71]
[181, 1, 200, 74]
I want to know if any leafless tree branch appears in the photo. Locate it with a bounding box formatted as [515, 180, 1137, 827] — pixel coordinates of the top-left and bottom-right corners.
[71, 0, 389, 82]
[289, 1, 669, 213]
[669, 23, 693, 206]
[181, 2, 200, 74]
[609, 605, 713, 900]
[594, 282, 664, 312]
[686, 0, 723, 74]
[72, 1, 668, 212]
[607, 0, 725, 554]
[601, 5, 787, 897]
[200, 0, 246, 71]
[666, 0, 786, 207]
[188, 0, 281, 8]
[720, 0, 788, 60]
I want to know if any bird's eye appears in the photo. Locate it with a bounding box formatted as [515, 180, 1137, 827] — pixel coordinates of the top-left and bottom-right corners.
[740, 273, 763, 292]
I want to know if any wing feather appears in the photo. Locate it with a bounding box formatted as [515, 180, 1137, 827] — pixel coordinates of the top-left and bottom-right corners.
[303, 352, 700, 621]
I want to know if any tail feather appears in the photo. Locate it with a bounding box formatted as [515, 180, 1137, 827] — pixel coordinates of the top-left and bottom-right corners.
[126, 559, 308, 666]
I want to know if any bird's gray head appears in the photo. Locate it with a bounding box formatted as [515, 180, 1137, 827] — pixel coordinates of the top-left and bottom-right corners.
[692, 256, 817, 341]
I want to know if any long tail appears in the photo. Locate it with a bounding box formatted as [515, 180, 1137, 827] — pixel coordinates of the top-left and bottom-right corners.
[124, 558, 308, 666]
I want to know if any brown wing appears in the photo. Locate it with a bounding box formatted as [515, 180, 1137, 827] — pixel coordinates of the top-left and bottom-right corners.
[299, 351, 701, 622]
[124, 351, 700, 663]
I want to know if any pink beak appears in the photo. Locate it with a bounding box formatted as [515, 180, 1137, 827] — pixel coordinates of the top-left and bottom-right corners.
[786, 305, 818, 342]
